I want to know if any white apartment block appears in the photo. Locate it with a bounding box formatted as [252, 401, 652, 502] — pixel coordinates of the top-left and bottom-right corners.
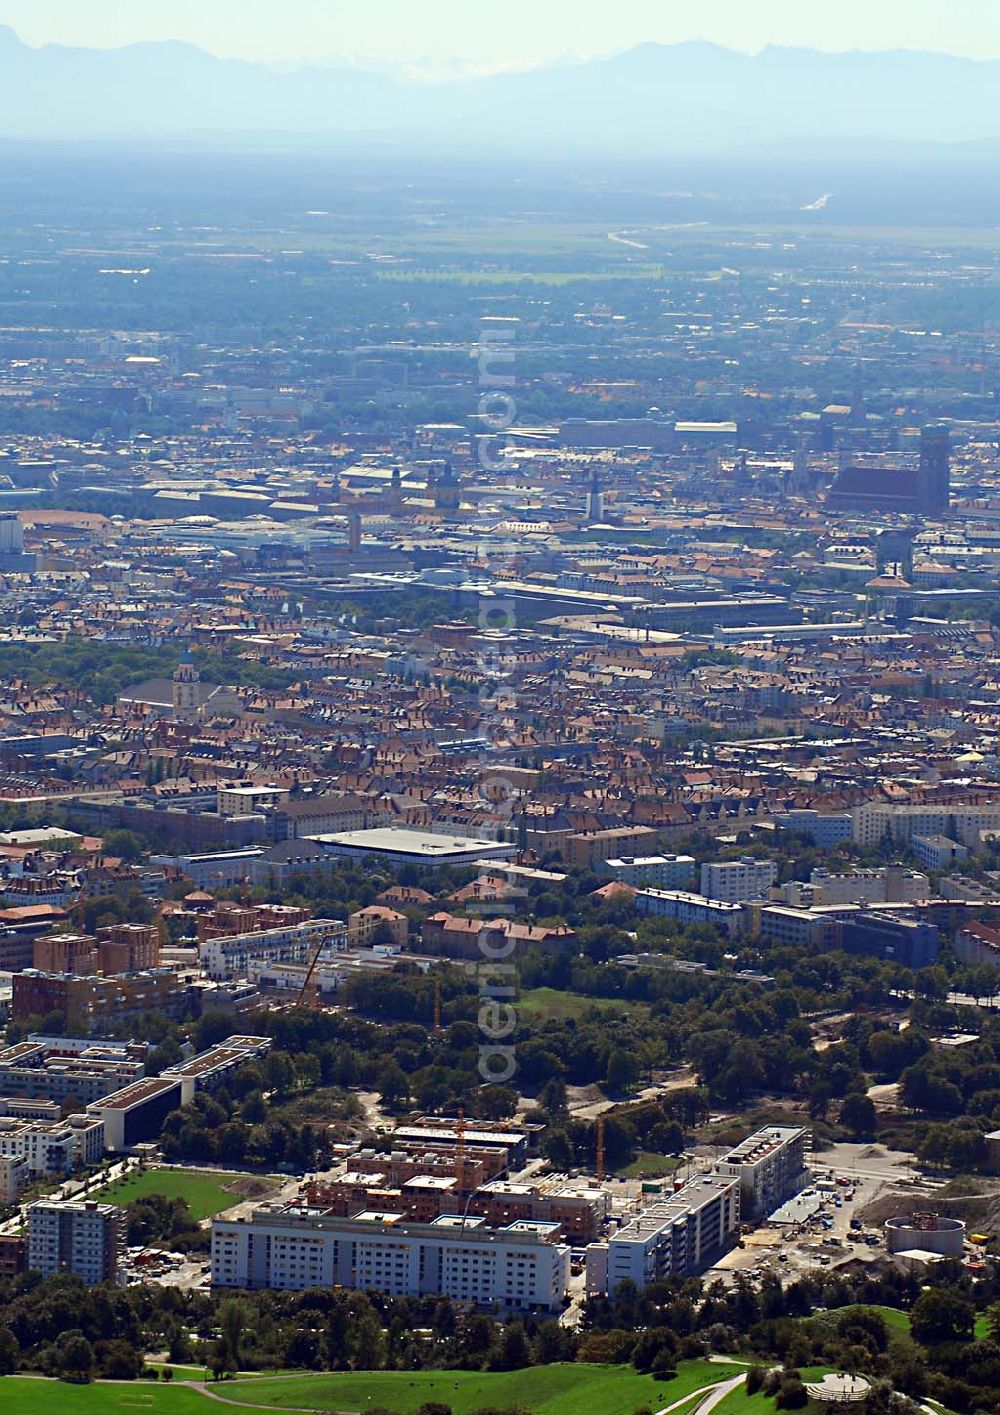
[597, 1175, 740, 1294]
[0, 1153, 29, 1203]
[199, 919, 346, 981]
[599, 855, 696, 889]
[211, 1203, 570, 1312]
[715, 1125, 809, 1218]
[0, 1113, 104, 1180]
[700, 857, 778, 903]
[852, 802, 1000, 851]
[217, 785, 290, 817]
[911, 835, 968, 873]
[27, 1199, 123, 1284]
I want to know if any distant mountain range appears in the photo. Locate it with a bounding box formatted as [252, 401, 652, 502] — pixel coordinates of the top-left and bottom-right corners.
[2, 28, 1000, 151]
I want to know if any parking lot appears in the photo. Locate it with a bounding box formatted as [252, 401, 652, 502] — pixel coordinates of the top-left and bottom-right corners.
[703, 1141, 936, 1286]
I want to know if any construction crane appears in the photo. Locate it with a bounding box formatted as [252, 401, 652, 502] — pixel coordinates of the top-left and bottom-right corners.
[70, 891, 88, 932]
[455, 1107, 466, 1193]
[595, 1114, 606, 1183]
[296, 937, 327, 1007]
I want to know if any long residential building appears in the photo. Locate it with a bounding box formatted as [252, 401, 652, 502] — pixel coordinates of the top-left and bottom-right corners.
[852, 802, 1000, 850]
[715, 1125, 810, 1218]
[162, 1034, 270, 1105]
[199, 919, 346, 982]
[955, 921, 1000, 970]
[0, 1038, 145, 1106]
[12, 967, 200, 1033]
[211, 1202, 570, 1312]
[634, 888, 745, 938]
[590, 1174, 740, 1295]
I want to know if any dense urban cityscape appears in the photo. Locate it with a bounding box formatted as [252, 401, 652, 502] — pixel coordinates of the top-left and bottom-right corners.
[3, 11, 1000, 1415]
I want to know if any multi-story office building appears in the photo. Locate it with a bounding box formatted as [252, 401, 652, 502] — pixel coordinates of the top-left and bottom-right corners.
[27, 1199, 123, 1284]
[715, 1125, 809, 1218]
[839, 913, 940, 969]
[596, 1175, 740, 1294]
[701, 858, 778, 903]
[211, 1202, 570, 1312]
[87, 1077, 183, 1152]
[758, 904, 842, 949]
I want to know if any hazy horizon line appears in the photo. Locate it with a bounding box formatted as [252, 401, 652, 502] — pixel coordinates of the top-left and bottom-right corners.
[2, 23, 1000, 78]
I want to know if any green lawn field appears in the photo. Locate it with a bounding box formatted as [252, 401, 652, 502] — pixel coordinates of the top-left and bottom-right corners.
[89, 1168, 260, 1221]
[220, 1358, 740, 1415]
[711, 1386, 772, 1415]
[0, 1363, 740, 1415]
[617, 1151, 683, 1180]
[814, 1303, 911, 1334]
[0, 1382, 212, 1415]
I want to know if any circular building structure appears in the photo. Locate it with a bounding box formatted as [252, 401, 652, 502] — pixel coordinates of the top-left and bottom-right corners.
[884, 1212, 965, 1257]
[805, 1374, 871, 1407]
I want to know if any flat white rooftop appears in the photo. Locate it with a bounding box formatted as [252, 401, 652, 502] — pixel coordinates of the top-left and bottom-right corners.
[308, 828, 515, 859]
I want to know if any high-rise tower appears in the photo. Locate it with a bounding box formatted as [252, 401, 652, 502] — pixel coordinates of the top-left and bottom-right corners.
[918, 424, 950, 515]
[586, 466, 605, 523]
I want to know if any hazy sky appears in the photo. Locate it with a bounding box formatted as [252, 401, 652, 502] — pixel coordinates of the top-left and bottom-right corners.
[0, 0, 997, 68]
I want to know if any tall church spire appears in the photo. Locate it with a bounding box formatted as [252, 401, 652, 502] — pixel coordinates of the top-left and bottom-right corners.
[173, 650, 200, 719]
